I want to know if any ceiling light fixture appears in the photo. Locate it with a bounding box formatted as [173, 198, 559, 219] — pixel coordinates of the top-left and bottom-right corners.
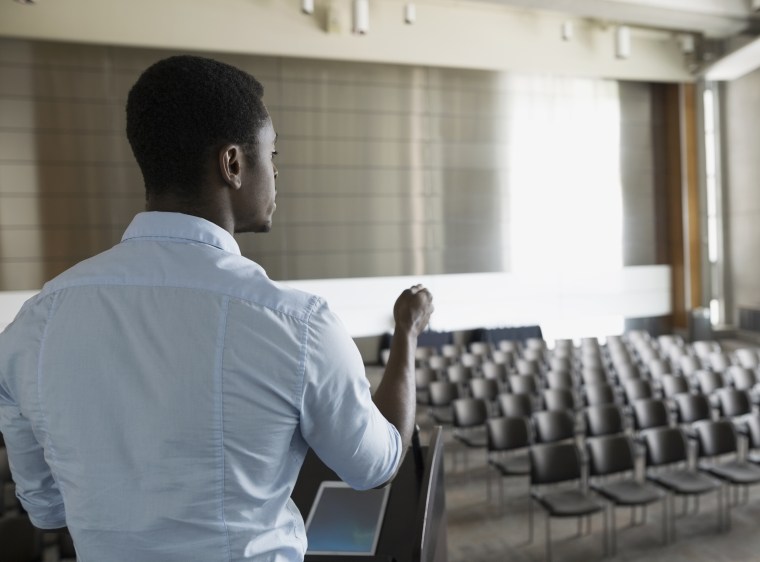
[404, 2, 416, 25]
[561, 21, 573, 42]
[352, 0, 369, 35]
[301, 0, 314, 15]
[615, 25, 631, 59]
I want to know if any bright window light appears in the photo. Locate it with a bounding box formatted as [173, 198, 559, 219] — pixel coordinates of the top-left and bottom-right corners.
[506, 77, 623, 274]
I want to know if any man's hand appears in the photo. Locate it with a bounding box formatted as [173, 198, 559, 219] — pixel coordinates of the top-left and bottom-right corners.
[393, 284, 434, 337]
[373, 285, 435, 461]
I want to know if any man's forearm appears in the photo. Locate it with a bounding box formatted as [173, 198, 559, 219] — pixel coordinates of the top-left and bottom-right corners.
[372, 327, 417, 449]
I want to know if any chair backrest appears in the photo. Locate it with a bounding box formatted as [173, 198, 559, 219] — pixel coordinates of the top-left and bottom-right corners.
[735, 347, 760, 369]
[427, 355, 449, 373]
[746, 413, 760, 449]
[679, 355, 701, 377]
[624, 379, 653, 404]
[726, 366, 757, 391]
[674, 392, 712, 424]
[584, 382, 615, 406]
[491, 349, 513, 367]
[549, 356, 572, 373]
[498, 393, 533, 418]
[693, 419, 738, 458]
[525, 337, 547, 351]
[581, 354, 604, 371]
[586, 433, 636, 476]
[584, 403, 624, 437]
[632, 398, 670, 431]
[441, 343, 462, 360]
[428, 381, 459, 407]
[648, 359, 670, 380]
[481, 361, 507, 383]
[661, 374, 690, 398]
[532, 409, 576, 443]
[515, 358, 539, 376]
[642, 426, 688, 467]
[716, 387, 752, 418]
[446, 364, 472, 384]
[553, 338, 574, 351]
[509, 374, 539, 396]
[708, 352, 731, 373]
[452, 398, 488, 429]
[546, 370, 574, 390]
[697, 370, 726, 395]
[530, 442, 582, 485]
[415, 346, 436, 364]
[580, 367, 607, 387]
[469, 378, 499, 401]
[543, 388, 576, 412]
[498, 340, 519, 354]
[459, 352, 480, 369]
[615, 363, 640, 383]
[415, 367, 437, 390]
[486, 416, 531, 453]
[469, 341, 492, 357]
[693, 340, 720, 359]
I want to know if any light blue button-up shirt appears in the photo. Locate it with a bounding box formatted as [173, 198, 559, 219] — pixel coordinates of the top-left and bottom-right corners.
[0, 212, 402, 561]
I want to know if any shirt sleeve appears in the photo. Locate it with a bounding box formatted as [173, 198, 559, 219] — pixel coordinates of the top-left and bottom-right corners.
[298, 299, 402, 490]
[0, 297, 67, 529]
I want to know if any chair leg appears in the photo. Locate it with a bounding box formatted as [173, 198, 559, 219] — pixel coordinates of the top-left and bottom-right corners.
[603, 506, 609, 556]
[611, 505, 617, 555]
[486, 464, 490, 501]
[546, 513, 552, 562]
[498, 475, 504, 513]
[662, 496, 669, 545]
[725, 486, 732, 532]
[528, 497, 534, 544]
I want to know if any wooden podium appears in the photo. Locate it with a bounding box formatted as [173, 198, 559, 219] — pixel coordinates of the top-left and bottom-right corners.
[291, 426, 447, 562]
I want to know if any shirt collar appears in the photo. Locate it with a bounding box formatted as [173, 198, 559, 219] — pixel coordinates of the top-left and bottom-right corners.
[121, 212, 242, 256]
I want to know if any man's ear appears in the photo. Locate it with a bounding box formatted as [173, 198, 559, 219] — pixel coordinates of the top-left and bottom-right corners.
[219, 144, 243, 189]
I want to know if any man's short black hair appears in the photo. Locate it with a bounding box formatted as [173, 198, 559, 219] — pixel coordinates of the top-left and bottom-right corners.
[126, 55, 269, 197]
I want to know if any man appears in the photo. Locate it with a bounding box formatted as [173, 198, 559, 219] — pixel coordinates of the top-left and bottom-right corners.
[0, 55, 433, 561]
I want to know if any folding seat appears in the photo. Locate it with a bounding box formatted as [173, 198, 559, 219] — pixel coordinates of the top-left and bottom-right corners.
[587, 433, 667, 553]
[642, 426, 724, 541]
[693, 419, 760, 530]
[584, 403, 625, 438]
[497, 392, 533, 419]
[583, 382, 616, 407]
[469, 378, 499, 416]
[532, 409, 576, 444]
[427, 381, 459, 425]
[631, 398, 671, 432]
[451, 397, 488, 472]
[528, 442, 607, 562]
[486, 416, 531, 510]
[735, 348, 760, 370]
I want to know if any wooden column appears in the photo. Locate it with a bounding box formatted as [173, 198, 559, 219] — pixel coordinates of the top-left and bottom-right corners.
[653, 82, 701, 331]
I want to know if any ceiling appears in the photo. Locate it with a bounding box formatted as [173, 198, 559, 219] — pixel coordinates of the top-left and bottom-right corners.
[475, 0, 760, 38]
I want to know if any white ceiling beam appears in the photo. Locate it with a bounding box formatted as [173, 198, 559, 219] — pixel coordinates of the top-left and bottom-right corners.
[468, 0, 756, 37]
[704, 35, 760, 80]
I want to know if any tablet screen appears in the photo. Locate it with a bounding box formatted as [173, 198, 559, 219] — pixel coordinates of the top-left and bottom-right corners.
[304, 481, 390, 556]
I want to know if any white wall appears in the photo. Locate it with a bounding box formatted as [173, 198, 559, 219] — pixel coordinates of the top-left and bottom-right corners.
[1, 268, 670, 339]
[0, 0, 691, 82]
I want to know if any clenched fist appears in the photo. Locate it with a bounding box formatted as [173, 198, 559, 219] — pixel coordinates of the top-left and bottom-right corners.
[393, 284, 434, 337]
